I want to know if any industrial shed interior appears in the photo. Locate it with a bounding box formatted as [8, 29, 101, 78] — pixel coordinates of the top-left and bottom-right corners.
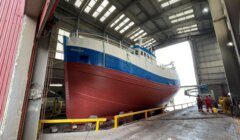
[0, 0, 240, 139]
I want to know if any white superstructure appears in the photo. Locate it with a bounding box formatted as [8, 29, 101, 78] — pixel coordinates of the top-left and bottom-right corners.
[67, 37, 179, 80]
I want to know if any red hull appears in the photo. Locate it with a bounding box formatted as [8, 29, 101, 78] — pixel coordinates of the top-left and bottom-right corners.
[65, 62, 179, 118]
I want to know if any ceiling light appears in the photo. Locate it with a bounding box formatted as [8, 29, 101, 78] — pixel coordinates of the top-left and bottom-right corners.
[127, 28, 141, 37]
[144, 40, 156, 47]
[203, 7, 209, 13]
[50, 84, 63, 87]
[119, 22, 135, 33]
[133, 32, 147, 41]
[110, 14, 125, 27]
[74, 0, 84, 7]
[169, 8, 194, 23]
[161, 0, 181, 8]
[114, 17, 130, 31]
[84, 0, 98, 13]
[143, 38, 156, 47]
[130, 29, 144, 39]
[227, 42, 233, 46]
[100, 5, 116, 22]
[92, 0, 109, 18]
[176, 24, 198, 34]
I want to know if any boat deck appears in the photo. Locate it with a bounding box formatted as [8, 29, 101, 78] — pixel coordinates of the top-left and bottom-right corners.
[42, 106, 240, 140]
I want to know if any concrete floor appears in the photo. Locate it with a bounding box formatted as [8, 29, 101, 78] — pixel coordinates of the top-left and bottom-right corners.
[42, 106, 240, 140]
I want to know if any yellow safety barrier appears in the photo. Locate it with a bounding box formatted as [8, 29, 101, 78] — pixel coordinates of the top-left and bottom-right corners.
[40, 118, 107, 131]
[114, 102, 195, 128]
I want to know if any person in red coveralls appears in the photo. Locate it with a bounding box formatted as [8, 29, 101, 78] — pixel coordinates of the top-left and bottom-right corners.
[205, 95, 213, 113]
[197, 95, 203, 112]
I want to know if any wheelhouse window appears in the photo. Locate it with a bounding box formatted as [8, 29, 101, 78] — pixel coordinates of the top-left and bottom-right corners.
[135, 50, 139, 55]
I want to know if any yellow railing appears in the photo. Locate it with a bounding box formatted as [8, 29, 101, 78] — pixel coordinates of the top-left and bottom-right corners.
[40, 102, 195, 131]
[114, 102, 195, 128]
[40, 118, 107, 131]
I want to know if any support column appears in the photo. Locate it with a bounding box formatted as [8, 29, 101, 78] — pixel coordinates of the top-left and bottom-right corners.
[189, 39, 200, 86]
[22, 35, 50, 140]
[208, 0, 240, 98]
[0, 16, 37, 140]
[222, 0, 240, 64]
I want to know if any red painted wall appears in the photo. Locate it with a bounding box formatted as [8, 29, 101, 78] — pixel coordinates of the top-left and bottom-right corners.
[0, 0, 25, 118]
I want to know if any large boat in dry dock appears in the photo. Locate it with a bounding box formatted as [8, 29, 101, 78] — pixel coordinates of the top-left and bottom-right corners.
[63, 35, 180, 118]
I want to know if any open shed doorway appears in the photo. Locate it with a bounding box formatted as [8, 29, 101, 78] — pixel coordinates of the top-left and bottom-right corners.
[155, 41, 197, 105]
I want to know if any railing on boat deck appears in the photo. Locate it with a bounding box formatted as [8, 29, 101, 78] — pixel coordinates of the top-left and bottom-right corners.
[114, 101, 196, 128]
[40, 118, 107, 131]
[54, 31, 176, 70]
[76, 32, 176, 69]
[51, 31, 129, 58]
[74, 31, 129, 49]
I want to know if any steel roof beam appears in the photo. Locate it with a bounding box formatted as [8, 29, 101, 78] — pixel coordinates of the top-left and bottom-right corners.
[105, 0, 139, 28]
[135, 1, 167, 38]
[58, 0, 212, 47]
[153, 28, 214, 49]
[57, 3, 131, 44]
[123, 0, 206, 38]
[150, 17, 212, 37]
[88, 0, 103, 16]
[96, 3, 112, 21]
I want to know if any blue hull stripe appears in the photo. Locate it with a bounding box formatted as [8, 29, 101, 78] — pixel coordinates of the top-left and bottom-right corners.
[64, 44, 180, 86]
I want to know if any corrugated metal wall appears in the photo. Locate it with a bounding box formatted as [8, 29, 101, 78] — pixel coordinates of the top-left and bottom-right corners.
[191, 34, 228, 99]
[193, 35, 227, 84]
[0, 0, 25, 118]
